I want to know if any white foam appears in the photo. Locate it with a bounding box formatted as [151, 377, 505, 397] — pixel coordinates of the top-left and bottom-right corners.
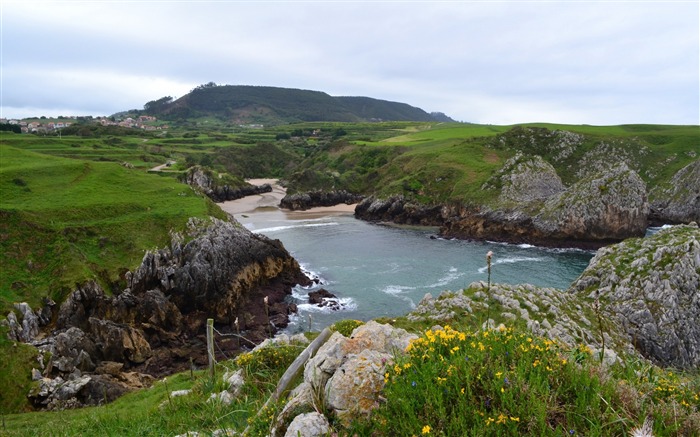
[477, 256, 545, 273]
[427, 266, 463, 289]
[252, 222, 339, 234]
[296, 297, 357, 313]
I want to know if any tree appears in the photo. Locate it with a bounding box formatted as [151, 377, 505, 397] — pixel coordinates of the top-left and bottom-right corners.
[144, 96, 174, 114]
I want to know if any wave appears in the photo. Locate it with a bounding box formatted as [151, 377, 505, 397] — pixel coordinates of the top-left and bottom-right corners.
[295, 297, 358, 314]
[486, 240, 593, 255]
[477, 256, 546, 273]
[380, 285, 417, 308]
[427, 266, 463, 289]
[252, 222, 339, 234]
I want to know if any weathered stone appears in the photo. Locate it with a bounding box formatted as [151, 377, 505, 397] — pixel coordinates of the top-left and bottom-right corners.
[650, 159, 700, 224]
[283, 412, 331, 437]
[280, 190, 363, 211]
[325, 349, 392, 425]
[88, 318, 152, 364]
[570, 223, 700, 369]
[223, 369, 245, 396]
[184, 165, 272, 203]
[304, 332, 348, 392]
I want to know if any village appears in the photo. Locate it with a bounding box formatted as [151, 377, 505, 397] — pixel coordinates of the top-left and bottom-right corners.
[0, 114, 167, 133]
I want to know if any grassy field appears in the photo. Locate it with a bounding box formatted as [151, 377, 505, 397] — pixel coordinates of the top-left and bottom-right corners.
[0, 140, 225, 312]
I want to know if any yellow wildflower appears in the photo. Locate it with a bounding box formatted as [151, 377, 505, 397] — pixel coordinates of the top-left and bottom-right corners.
[422, 425, 431, 434]
[496, 414, 508, 424]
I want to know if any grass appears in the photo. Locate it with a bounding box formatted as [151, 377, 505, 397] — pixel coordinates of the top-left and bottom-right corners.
[0, 142, 226, 312]
[4, 320, 696, 436]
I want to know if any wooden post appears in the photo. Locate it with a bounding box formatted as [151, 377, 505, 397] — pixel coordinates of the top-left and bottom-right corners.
[207, 318, 215, 379]
[242, 327, 334, 436]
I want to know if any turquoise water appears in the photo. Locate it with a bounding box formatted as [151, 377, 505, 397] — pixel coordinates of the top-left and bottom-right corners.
[238, 210, 594, 333]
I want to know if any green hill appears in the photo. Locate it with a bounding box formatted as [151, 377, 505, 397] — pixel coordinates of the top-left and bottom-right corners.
[144, 84, 453, 125]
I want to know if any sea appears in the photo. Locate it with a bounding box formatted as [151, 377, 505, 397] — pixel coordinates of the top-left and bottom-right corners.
[236, 208, 596, 334]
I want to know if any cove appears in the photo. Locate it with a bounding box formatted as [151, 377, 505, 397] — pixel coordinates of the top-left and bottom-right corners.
[231, 207, 594, 334]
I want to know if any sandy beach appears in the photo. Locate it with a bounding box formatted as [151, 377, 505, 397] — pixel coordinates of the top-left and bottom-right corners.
[219, 179, 357, 218]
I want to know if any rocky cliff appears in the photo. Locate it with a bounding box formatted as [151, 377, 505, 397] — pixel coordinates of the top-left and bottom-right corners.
[357, 163, 649, 248]
[3, 217, 310, 409]
[183, 165, 272, 202]
[649, 159, 700, 224]
[569, 223, 700, 370]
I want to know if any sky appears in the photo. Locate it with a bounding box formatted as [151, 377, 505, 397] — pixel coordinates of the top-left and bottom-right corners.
[2, 1, 698, 125]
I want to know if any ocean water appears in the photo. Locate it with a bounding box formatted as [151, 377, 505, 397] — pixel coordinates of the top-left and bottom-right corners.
[237, 210, 594, 333]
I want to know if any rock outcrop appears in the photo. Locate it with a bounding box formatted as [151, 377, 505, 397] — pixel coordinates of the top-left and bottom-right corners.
[407, 224, 700, 370]
[570, 223, 700, 370]
[272, 321, 417, 435]
[5, 216, 310, 409]
[354, 195, 443, 226]
[650, 159, 700, 224]
[481, 153, 565, 206]
[441, 163, 649, 248]
[183, 165, 272, 202]
[279, 190, 363, 211]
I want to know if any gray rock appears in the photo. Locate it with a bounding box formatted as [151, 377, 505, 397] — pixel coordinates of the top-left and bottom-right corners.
[570, 223, 700, 369]
[284, 412, 331, 437]
[325, 349, 392, 425]
[650, 159, 700, 224]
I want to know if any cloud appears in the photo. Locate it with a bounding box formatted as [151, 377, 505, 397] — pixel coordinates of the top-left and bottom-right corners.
[2, 1, 697, 124]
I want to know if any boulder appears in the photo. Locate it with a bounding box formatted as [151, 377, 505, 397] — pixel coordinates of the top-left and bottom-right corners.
[325, 349, 393, 425]
[88, 318, 152, 364]
[284, 412, 331, 437]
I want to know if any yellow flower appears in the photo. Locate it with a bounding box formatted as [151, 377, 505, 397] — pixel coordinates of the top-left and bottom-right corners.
[496, 414, 508, 424]
[422, 425, 431, 434]
[561, 358, 568, 365]
[533, 359, 541, 368]
[495, 371, 503, 377]
[510, 416, 520, 422]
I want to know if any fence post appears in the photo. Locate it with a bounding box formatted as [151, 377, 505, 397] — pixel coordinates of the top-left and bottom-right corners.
[207, 318, 215, 379]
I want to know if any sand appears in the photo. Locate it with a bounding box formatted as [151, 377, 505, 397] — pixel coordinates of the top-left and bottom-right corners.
[219, 179, 357, 218]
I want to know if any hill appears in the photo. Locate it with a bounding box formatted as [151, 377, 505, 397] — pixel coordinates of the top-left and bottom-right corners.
[142, 84, 454, 125]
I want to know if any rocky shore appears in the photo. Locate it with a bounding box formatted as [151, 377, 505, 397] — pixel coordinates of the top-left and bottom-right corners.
[279, 190, 364, 211]
[3, 217, 310, 410]
[356, 158, 699, 249]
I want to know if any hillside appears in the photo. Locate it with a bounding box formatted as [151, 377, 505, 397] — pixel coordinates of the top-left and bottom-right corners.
[143, 84, 453, 125]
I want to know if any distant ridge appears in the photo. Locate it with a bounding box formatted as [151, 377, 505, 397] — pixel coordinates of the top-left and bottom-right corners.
[143, 84, 455, 125]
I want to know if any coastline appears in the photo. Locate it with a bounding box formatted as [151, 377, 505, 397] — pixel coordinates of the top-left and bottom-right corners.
[219, 179, 357, 218]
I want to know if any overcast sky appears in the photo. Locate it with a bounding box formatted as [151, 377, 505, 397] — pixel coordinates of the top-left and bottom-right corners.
[2, 1, 698, 125]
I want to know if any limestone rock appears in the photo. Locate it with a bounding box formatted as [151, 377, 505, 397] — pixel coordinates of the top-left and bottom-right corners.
[183, 165, 272, 202]
[650, 159, 700, 224]
[481, 153, 565, 205]
[570, 223, 700, 369]
[280, 190, 363, 211]
[354, 195, 443, 226]
[88, 318, 152, 364]
[536, 163, 649, 242]
[283, 412, 331, 437]
[325, 349, 392, 425]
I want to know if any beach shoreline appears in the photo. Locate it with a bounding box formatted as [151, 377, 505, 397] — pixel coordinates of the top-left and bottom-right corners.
[219, 179, 357, 218]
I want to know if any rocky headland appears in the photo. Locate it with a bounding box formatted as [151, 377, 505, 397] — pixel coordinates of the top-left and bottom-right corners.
[3, 216, 310, 409]
[356, 155, 699, 249]
[184, 165, 272, 202]
[279, 190, 364, 211]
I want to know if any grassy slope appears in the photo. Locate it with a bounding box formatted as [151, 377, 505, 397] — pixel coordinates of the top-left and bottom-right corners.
[0, 140, 225, 312]
[309, 122, 698, 205]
